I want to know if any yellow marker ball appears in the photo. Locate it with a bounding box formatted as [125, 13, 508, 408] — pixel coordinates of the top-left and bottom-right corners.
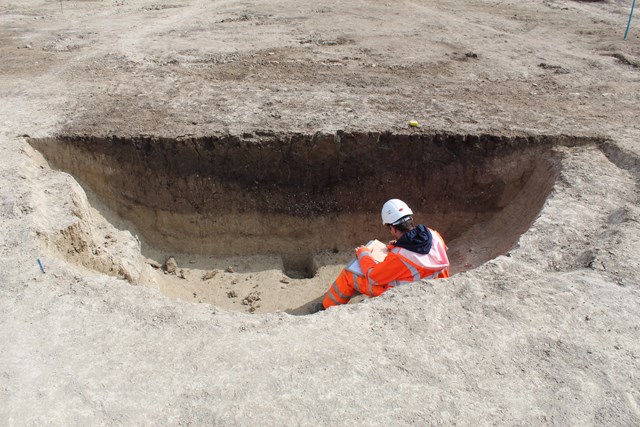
[408, 120, 420, 127]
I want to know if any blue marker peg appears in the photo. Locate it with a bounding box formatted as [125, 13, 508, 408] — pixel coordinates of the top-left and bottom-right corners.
[37, 258, 46, 274]
[625, 0, 636, 40]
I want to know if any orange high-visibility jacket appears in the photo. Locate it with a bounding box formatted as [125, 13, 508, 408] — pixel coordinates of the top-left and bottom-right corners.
[356, 229, 450, 290]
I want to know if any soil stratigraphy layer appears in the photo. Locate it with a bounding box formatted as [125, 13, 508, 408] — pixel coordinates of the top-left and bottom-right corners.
[30, 132, 590, 269]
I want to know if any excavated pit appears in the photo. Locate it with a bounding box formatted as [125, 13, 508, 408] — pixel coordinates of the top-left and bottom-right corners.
[29, 132, 593, 312]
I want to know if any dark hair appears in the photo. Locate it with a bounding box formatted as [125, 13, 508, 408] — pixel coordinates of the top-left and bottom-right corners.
[392, 217, 415, 233]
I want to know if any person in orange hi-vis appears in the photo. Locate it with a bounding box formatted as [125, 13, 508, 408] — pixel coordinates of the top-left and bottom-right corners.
[311, 199, 450, 313]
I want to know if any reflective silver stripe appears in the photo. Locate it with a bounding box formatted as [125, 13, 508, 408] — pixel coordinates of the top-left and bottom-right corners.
[352, 273, 360, 292]
[366, 267, 375, 279]
[394, 272, 442, 287]
[357, 251, 372, 260]
[332, 282, 349, 300]
[327, 290, 341, 305]
[392, 247, 422, 281]
[389, 280, 398, 287]
[392, 280, 413, 286]
[364, 266, 380, 293]
[398, 257, 421, 282]
[424, 270, 444, 280]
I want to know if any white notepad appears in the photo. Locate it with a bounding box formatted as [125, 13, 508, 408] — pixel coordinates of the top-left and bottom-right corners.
[345, 240, 389, 276]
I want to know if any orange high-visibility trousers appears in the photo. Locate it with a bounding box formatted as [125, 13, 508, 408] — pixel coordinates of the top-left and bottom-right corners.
[322, 269, 390, 308]
[321, 228, 450, 309]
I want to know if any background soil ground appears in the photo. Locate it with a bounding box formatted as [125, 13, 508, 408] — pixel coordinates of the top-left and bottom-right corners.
[1, 0, 639, 425]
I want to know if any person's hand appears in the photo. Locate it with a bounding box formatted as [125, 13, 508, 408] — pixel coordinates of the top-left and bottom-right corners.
[355, 246, 370, 257]
[388, 240, 397, 246]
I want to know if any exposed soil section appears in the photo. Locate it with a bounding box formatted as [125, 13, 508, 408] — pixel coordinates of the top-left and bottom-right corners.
[29, 132, 597, 312]
[29, 132, 572, 257]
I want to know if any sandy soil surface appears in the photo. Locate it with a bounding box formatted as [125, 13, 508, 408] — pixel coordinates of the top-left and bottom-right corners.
[1, 0, 640, 425]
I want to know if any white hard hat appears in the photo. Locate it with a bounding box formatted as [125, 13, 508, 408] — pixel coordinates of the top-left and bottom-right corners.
[381, 199, 413, 225]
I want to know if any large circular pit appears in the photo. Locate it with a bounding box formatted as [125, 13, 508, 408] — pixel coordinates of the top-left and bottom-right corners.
[29, 132, 593, 313]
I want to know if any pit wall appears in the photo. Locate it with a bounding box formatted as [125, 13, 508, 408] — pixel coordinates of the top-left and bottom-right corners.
[29, 132, 596, 263]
